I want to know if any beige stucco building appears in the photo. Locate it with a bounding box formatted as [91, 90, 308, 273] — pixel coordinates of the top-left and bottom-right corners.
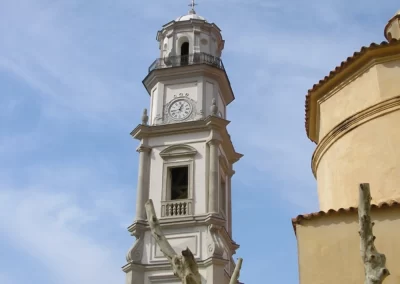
[122, 6, 243, 284]
[293, 11, 400, 284]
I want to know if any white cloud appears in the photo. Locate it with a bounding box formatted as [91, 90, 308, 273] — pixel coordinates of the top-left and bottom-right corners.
[0, 189, 121, 284]
[0, 161, 133, 284]
[0, 0, 140, 124]
[3, 0, 390, 216]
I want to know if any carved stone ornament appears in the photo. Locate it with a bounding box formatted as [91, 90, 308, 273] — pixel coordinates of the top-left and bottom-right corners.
[153, 114, 163, 125]
[195, 109, 204, 120]
[210, 98, 218, 116]
[200, 38, 208, 45]
[126, 232, 145, 263]
[141, 108, 149, 125]
[206, 224, 224, 257]
[163, 96, 197, 124]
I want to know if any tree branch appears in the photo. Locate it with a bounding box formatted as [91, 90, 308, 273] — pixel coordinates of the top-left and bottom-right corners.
[145, 199, 201, 284]
[229, 258, 243, 284]
[358, 183, 390, 284]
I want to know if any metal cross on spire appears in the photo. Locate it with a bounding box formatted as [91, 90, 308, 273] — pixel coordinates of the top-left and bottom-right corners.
[188, 0, 197, 13]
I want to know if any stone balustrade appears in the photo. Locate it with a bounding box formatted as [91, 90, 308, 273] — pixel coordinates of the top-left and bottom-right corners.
[161, 200, 193, 217]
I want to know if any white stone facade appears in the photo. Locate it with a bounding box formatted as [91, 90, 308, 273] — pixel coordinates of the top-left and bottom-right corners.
[123, 9, 242, 284]
[148, 77, 231, 127]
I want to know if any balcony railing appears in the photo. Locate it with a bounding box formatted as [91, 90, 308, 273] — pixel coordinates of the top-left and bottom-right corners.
[148, 52, 224, 73]
[161, 199, 193, 217]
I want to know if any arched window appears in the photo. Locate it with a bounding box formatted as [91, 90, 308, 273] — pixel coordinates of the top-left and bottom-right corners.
[180, 42, 189, 65]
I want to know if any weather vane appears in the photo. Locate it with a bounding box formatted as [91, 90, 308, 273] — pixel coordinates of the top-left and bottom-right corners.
[188, 0, 197, 12]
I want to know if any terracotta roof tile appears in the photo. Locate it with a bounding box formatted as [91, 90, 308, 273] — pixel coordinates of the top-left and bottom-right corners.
[304, 39, 400, 142]
[292, 200, 400, 234]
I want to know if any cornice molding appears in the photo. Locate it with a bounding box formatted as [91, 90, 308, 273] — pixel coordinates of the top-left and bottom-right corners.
[207, 139, 222, 146]
[318, 54, 400, 106]
[127, 220, 147, 237]
[142, 63, 235, 105]
[306, 41, 400, 143]
[219, 155, 234, 176]
[159, 19, 222, 34]
[291, 199, 400, 236]
[123, 255, 229, 273]
[147, 274, 181, 283]
[131, 120, 205, 139]
[311, 95, 400, 177]
[126, 213, 239, 253]
[203, 115, 230, 128]
[121, 262, 145, 273]
[130, 117, 243, 164]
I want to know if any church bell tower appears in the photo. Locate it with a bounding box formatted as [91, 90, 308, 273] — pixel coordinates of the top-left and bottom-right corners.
[122, 4, 243, 284]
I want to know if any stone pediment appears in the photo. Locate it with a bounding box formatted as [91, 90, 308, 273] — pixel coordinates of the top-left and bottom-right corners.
[160, 144, 197, 159]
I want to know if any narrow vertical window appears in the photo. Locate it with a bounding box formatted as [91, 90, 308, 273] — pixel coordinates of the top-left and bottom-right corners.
[181, 42, 189, 66]
[220, 176, 226, 214]
[169, 166, 189, 200]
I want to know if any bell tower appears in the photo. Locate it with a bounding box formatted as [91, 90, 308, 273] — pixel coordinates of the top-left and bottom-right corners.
[122, 5, 243, 284]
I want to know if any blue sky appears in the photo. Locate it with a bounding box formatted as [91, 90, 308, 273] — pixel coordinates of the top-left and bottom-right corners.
[0, 1, 399, 283]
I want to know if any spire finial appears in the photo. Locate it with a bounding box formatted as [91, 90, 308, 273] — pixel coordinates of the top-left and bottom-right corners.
[188, 0, 197, 14]
[141, 108, 149, 125]
[384, 9, 400, 41]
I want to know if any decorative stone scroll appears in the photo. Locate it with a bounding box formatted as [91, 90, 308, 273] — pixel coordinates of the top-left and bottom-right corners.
[210, 98, 218, 116]
[126, 231, 144, 263]
[141, 108, 149, 125]
[206, 224, 224, 257]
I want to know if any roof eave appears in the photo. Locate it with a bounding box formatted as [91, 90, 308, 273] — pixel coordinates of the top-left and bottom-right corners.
[142, 64, 235, 105]
[291, 199, 400, 235]
[305, 39, 400, 143]
[130, 117, 243, 164]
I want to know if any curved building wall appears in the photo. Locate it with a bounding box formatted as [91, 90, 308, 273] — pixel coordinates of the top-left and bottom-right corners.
[315, 110, 400, 211]
[313, 59, 400, 211]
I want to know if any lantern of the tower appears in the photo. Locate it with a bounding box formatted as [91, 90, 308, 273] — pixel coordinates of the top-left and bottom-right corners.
[384, 10, 400, 40]
[144, 8, 233, 126]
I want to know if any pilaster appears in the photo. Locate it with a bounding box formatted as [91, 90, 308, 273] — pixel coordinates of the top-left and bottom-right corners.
[207, 138, 221, 214]
[135, 145, 152, 221]
[227, 170, 235, 237]
[123, 221, 147, 283]
[122, 263, 145, 284]
[205, 257, 229, 284]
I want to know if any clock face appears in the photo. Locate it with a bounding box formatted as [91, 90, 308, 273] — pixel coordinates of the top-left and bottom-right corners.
[168, 99, 193, 120]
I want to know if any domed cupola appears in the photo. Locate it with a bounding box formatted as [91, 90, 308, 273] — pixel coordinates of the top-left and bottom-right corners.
[384, 10, 400, 41]
[154, 1, 225, 66]
[175, 4, 207, 22]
